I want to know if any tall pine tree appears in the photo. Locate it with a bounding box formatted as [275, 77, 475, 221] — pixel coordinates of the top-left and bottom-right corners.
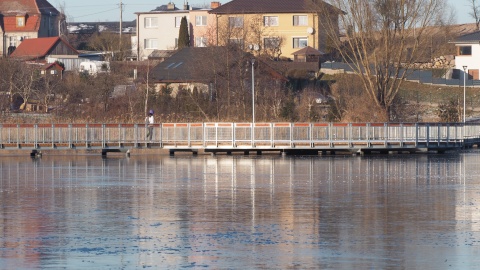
[178, 16, 190, 49]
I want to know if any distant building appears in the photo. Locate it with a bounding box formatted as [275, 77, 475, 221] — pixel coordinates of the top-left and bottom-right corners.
[209, 0, 343, 60]
[40, 62, 64, 80]
[149, 46, 288, 97]
[189, 2, 221, 47]
[451, 31, 480, 80]
[135, 2, 191, 60]
[0, 0, 60, 57]
[9, 37, 78, 61]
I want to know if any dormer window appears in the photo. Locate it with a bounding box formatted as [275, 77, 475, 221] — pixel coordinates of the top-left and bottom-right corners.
[16, 16, 25, 27]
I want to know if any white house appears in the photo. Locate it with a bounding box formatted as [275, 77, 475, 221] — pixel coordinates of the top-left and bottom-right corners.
[451, 31, 480, 80]
[135, 2, 190, 60]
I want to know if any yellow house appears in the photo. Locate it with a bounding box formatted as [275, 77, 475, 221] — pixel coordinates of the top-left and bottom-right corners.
[209, 0, 342, 60]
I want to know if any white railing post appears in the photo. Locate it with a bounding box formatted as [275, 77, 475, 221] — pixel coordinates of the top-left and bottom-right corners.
[232, 123, 235, 148]
[384, 123, 388, 147]
[34, 124, 38, 148]
[426, 124, 430, 147]
[415, 123, 419, 147]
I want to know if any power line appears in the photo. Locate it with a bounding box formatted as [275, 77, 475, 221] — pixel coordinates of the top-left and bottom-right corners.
[70, 7, 120, 20]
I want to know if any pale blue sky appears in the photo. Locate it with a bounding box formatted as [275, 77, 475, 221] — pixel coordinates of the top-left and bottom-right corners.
[56, 0, 474, 24]
[56, 0, 210, 22]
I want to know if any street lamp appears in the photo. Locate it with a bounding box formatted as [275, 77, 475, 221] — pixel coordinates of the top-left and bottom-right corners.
[463, 65, 467, 123]
[251, 58, 255, 146]
[251, 58, 255, 124]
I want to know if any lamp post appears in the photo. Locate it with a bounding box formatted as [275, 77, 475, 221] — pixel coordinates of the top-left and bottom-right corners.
[251, 58, 255, 146]
[463, 65, 467, 123]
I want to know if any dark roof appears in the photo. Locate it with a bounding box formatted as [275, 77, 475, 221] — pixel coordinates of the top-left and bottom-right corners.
[149, 50, 176, 59]
[151, 47, 230, 83]
[267, 60, 320, 75]
[451, 31, 480, 44]
[292, 46, 325, 56]
[210, 0, 342, 14]
[150, 47, 288, 83]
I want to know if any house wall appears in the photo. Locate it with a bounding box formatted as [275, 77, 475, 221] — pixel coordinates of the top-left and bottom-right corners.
[136, 10, 190, 60]
[1, 31, 39, 56]
[214, 12, 334, 59]
[37, 13, 59, 37]
[455, 43, 480, 80]
[189, 9, 216, 47]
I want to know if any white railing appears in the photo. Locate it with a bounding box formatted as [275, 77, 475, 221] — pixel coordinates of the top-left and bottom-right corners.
[0, 122, 479, 150]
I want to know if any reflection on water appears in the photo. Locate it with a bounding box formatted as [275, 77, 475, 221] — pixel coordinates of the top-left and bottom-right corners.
[1, 153, 480, 269]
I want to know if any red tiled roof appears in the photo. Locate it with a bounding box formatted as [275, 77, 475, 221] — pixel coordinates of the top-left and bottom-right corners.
[0, 0, 57, 15]
[0, 0, 58, 31]
[10, 37, 78, 60]
[3, 14, 41, 32]
[43, 62, 64, 70]
[210, 0, 341, 14]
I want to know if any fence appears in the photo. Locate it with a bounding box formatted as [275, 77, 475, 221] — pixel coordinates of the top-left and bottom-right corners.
[1, 123, 479, 155]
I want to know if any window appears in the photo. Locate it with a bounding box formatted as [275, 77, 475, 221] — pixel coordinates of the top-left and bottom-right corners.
[229, 17, 243, 28]
[16, 17, 25, 27]
[9, 36, 16, 46]
[195, 37, 207, 47]
[229, 38, 244, 47]
[264, 16, 278, 27]
[459, 46, 472, 56]
[293, 15, 307, 26]
[293, 37, 308, 48]
[195, 15, 207, 26]
[144, 17, 158, 28]
[175, 17, 182, 27]
[264, 37, 280, 49]
[144, 39, 158, 49]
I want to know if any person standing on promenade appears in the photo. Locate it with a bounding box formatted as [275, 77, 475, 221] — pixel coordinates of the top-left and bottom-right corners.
[145, 109, 154, 141]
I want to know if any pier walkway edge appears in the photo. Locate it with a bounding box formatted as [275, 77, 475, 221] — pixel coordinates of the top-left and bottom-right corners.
[1, 122, 480, 156]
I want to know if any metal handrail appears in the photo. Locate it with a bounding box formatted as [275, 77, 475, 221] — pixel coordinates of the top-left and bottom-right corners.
[0, 122, 479, 150]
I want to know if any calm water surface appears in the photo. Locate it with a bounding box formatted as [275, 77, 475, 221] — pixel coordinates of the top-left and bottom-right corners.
[1, 152, 480, 269]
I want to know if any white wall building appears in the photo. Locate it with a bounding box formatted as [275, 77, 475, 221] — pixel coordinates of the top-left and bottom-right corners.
[135, 2, 190, 60]
[452, 31, 480, 80]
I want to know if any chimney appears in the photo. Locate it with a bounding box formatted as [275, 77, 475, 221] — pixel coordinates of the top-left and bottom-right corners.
[211, 2, 221, 9]
[167, 2, 175, 10]
[184, 1, 190, 10]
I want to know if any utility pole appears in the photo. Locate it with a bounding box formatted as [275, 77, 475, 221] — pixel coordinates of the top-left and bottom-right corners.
[119, 1, 123, 60]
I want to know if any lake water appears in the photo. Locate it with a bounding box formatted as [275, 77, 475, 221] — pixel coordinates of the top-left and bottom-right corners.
[1, 152, 480, 269]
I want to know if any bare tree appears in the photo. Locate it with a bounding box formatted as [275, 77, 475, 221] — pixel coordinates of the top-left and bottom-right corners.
[9, 63, 39, 111]
[88, 32, 131, 61]
[57, 2, 69, 41]
[318, 0, 449, 121]
[469, 0, 480, 30]
[37, 73, 63, 113]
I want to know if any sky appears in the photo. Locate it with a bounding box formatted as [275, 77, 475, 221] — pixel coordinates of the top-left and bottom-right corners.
[56, 0, 473, 24]
[56, 0, 211, 22]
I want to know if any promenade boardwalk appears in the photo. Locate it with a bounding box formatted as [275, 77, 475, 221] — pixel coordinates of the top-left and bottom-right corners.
[1, 122, 480, 156]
